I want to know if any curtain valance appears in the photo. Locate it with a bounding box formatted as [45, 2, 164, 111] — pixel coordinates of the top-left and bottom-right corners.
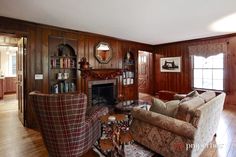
[188, 42, 227, 58]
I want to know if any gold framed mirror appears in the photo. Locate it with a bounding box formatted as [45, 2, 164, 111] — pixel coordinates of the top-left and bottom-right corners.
[95, 42, 112, 64]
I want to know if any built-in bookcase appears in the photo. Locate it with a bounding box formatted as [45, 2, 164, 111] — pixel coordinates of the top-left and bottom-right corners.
[48, 36, 77, 94]
[123, 51, 135, 86]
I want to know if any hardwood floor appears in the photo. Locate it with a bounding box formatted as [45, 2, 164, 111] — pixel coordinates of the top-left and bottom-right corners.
[0, 94, 48, 157]
[204, 105, 236, 157]
[0, 109, 48, 156]
[0, 94, 18, 112]
[0, 95, 235, 157]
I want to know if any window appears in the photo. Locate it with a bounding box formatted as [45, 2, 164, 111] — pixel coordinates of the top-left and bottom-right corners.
[138, 55, 147, 63]
[12, 55, 16, 75]
[193, 53, 223, 90]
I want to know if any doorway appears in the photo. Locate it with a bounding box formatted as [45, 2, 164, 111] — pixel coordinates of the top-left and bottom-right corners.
[138, 51, 152, 99]
[0, 34, 26, 126]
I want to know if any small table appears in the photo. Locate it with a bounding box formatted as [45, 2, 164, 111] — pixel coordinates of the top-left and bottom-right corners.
[98, 114, 133, 156]
[100, 114, 126, 123]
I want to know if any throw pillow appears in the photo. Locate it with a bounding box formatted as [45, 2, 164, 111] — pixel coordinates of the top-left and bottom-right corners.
[176, 96, 205, 122]
[150, 98, 166, 113]
[180, 96, 192, 103]
[165, 100, 181, 117]
[186, 90, 199, 97]
[150, 97, 180, 117]
[180, 90, 199, 103]
[199, 91, 216, 102]
[173, 94, 187, 100]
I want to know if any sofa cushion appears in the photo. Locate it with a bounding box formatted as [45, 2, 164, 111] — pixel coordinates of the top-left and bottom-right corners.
[199, 91, 216, 102]
[175, 96, 205, 122]
[150, 98, 180, 117]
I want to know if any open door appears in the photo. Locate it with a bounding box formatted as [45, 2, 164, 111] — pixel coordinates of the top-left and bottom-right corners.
[17, 37, 26, 125]
[138, 51, 152, 94]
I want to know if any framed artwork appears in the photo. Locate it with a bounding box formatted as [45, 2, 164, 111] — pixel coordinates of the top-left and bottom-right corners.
[160, 57, 181, 72]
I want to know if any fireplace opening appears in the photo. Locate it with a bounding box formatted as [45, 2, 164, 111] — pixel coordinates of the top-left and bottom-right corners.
[88, 79, 118, 107]
[92, 83, 115, 106]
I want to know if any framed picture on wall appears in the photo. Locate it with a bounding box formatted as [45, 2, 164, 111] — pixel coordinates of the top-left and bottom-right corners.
[160, 57, 181, 72]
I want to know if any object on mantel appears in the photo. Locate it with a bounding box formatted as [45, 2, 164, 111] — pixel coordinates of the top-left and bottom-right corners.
[79, 69, 123, 79]
[78, 57, 90, 69]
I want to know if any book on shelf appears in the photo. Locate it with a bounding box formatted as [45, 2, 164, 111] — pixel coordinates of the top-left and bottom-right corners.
[64, 82, 69, 93]
[51, 58, 57, 68]
[50, 57, 77, 69]
[51, 81, 76, 94]
[70, 82, 76, 92]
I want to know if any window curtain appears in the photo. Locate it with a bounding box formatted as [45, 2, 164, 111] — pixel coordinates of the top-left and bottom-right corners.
[189, 42, 228, 92]
[188, 42, 227, 58]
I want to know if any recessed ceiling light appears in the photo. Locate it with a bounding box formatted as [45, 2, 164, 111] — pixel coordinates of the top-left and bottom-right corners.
[209, 13, 236, 33]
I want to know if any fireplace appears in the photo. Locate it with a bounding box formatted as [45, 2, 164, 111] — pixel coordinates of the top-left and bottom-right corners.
[88, 79, 117, 107]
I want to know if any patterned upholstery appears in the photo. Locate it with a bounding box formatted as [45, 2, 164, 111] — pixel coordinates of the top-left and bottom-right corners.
[130, 92, 226, 157]
[175, 96, 205, 122]
[29, 92, 108, 157]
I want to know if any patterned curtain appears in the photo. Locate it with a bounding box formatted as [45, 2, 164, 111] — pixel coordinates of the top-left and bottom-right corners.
[188, 42, 227, 58]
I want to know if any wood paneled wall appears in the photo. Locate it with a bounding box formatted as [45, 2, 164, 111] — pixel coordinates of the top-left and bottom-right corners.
[154, 36, 236, 106]
[0, 17, 153, 128]
[3, 15, 236, 128]
[154, 43, 191, 94]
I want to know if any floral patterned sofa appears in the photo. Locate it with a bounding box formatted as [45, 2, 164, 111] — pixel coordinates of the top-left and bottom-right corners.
[130, 91, 226, 157]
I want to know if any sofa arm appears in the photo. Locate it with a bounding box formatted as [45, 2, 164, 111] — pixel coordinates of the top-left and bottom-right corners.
[131, 108, 196, 139]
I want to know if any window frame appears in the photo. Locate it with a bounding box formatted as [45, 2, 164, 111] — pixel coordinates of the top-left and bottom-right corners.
[11, 55, 16, 75]
[192, 54, 224, 92]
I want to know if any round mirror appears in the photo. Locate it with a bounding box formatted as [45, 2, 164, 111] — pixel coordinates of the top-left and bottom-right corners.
[95, 42, 112, 64]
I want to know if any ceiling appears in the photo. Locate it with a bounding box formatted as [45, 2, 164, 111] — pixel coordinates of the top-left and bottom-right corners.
[0, 0, 236, 45]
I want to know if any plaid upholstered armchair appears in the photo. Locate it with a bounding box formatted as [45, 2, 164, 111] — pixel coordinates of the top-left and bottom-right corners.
[29, 92, 108, 157]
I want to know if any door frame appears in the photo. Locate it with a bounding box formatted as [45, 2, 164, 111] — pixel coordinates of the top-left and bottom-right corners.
[138, 50, 153, 95]
[0, 31, 28, 126]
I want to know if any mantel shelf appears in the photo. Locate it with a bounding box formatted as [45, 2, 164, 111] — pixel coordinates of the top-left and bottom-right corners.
[79, 68, 123, 79]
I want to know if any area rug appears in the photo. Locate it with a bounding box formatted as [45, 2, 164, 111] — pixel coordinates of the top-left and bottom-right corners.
[124, 143, 155, 157]
[93, 143, 163, 157]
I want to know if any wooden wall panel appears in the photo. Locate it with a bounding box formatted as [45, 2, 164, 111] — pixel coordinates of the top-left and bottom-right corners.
[76, 35, 153, 100]
[226, 37, 236, 105]
[0, 17, 153, 128]
[155, 43, 191, 94]
[154, 37, 236, 106]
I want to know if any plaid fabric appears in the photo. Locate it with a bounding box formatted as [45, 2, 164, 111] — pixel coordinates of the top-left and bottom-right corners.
[29, 92, 108, 157]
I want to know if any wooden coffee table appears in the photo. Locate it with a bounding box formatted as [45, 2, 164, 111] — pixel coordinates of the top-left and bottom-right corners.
[98, 114, 133, 156]
[99, 138, 113, 152]
[99, 131, 133, 152]
[99, 114, 126, 123]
